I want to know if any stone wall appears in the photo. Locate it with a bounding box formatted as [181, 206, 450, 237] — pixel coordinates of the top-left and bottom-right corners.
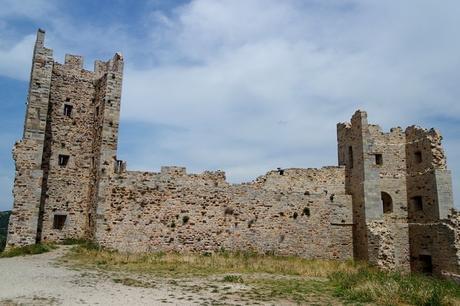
[95, 167, 354, 259]
[92, 53, 124, 242]
[409, 210, 460, 277]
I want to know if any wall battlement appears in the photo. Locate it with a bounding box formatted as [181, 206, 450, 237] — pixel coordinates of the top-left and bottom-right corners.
[6, 30, 460, 279]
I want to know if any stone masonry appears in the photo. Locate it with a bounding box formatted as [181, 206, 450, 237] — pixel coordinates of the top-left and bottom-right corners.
[6, 30, 460, 278]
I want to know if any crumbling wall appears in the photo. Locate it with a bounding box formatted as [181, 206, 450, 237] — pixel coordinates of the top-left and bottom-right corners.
[437, 210, 460, 277]
[406, 126, 452, 222]
[409, 210, 460, 277]
[367, 219, 410, 270]
[405, 126, 456, 275]
[95, 167, 353, 259]
[7, 140, 45, 247]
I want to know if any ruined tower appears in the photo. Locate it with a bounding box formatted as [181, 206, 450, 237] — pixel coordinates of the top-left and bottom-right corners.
[6, 29, 123, 247]
[337, 110, 457, 275]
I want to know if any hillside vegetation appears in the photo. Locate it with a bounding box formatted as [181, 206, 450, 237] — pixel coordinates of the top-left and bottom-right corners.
[0, 211, 11, 252]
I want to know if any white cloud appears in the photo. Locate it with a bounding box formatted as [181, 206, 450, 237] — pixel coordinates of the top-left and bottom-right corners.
[118, 0, 460, 207]
[0, 34, 35, 81]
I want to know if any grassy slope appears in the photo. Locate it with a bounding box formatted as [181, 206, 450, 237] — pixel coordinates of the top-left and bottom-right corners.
[64, 245, 460, 306]
[0, 211, 11, 252]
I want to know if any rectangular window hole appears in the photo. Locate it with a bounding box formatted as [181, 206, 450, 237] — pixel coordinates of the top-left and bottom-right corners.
[63, 104, 73, 117]
[375, 154, 383, 165]
[415, 151, 423, 163]
[53, 214, 67, 230]
[411, 196, 423, 211]
[419, 255, 433, 274]
[58, 154, 70, 167]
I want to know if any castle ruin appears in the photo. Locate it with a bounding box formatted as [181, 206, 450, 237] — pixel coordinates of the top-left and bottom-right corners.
[6, 29, 460, 278]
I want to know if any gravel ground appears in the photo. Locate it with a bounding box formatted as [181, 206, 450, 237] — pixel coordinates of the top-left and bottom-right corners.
[0, 246, 253, 305]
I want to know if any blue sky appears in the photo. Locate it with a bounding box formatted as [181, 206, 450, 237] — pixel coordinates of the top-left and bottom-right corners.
[0, 0, 459, 211]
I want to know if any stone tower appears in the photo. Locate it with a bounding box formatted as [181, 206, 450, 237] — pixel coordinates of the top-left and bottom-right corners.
[6, 29, 123, 247]
[337, 110, 455, 274]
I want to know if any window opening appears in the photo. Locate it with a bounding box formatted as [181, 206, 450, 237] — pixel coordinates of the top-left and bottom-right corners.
[419, 255, 433, 274]
[375, 154, 383, 165]
[381, 192, 393, 214]
[63, 104, 73, 117]
[53, 214, 67, 230]
[411, 196, 423, 211]
[415, 151, 422, 163]
[58, 154, 70, 167]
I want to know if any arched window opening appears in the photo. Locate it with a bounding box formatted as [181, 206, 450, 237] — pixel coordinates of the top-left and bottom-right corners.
[381, 192, 393, 214]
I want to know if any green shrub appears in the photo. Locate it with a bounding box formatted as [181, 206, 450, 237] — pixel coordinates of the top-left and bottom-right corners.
[222, 275, 244, 283]
[0, 211, 11, 252]
[0, 243, 56, 258]
[62, 238, 88, 245]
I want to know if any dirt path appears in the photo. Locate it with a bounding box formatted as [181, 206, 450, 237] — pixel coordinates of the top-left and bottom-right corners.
[0, 246, 232, 305]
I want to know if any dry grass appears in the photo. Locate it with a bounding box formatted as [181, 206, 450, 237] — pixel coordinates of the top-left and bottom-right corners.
[65, 245, 361, 278]
[63, 244, 460, 305]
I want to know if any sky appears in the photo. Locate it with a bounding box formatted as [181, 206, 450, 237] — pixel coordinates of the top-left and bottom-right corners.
[0, 0, 459, 211]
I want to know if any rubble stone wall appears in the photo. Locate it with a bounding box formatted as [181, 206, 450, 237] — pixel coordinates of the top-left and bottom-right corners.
[409, 213, 460, 277]
[95, 167, 354, 259]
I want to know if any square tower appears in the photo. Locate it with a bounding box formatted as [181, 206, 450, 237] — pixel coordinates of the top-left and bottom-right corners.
[338, 110, 455, 274]
[6, 29, 124, 248]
